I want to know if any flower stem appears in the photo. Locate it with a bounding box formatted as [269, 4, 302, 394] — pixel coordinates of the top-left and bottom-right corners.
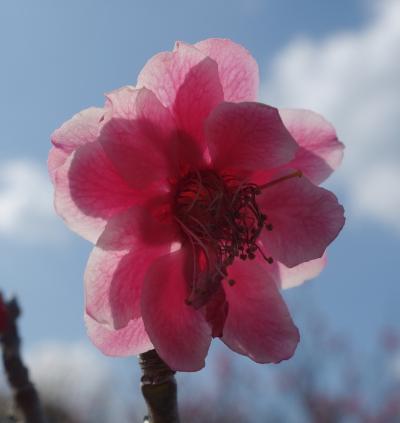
[139, 349, 180, 423]
[0, 297, 46, 423]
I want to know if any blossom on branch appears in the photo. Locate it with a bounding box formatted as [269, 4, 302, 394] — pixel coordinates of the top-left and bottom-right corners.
[49, 38, 345, 371]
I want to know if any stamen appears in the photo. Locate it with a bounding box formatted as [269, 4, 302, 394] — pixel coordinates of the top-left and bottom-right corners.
[174, 170, 267, 308]
[174, 168, 296, 310]
[259, 170, 302, 190]
[256, 244, 274, 264]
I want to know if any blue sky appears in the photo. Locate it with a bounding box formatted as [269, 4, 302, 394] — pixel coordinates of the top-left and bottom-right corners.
[1, 0, 399, 418]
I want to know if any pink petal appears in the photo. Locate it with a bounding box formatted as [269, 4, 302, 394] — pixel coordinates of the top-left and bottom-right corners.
[48, 146, 68, 182]
[279, 109, 344, 184]
[195, 38, 259, 102]
[85, 313, 153, 357]
[99, 87, 179, 190]
[85, 206, 177, 329]
[205, 287, 229, 338]
[85, 248, 137, 328]
[52, 107, 103, 151]
[50, 107, 104, 170]
[222, 260, 299, 363]
[141, 248, 212, 371]
[85, 244, 170, 330]
[259, 175, 345, 268]
[103, 85, 137, 119]
[137, 42, 224, 153]
[206, 102, 297, 172]
[276, 253, 327, 289]
[96, 204, 178, 251]
[54, 142, 138, 243]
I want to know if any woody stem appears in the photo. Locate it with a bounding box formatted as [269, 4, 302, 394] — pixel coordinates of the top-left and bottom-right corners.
[0, 298, 46, 423]
[139, 349, 180, 423]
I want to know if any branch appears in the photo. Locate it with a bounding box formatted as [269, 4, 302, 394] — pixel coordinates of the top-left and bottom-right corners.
[139, 350, 180, 423]
[0, 297, 46, 423]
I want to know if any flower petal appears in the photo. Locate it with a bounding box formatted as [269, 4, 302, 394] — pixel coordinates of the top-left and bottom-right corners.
[195, 38, 259, 102]
[54, 142, 138, 243]
[99, 87, 179, 190]
[206, 102, 297, 172]
[85, 206, 177, 329]
[85, 206, 176, 329]
[85, 313, 153, 357]
[273, 253, 327, 289]
[259, 175, 345, 268]
[141, 248, 212, 371]
[48, 146, 68, 182]
[222, 260, 299, 363]
[96, 205, 178, 251]
[205, 286, 229, 338]
[279, 109, 344, 184]
[51, 107, 104, 151]
[137, 42, 224, 153]
[50, 107, 104, 170]
[85, 246, 170, 330]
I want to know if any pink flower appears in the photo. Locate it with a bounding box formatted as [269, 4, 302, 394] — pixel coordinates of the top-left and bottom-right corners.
[49, 39, 345, 371]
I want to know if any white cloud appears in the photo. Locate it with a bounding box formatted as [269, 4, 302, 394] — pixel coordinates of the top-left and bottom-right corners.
[262, 0, 400, 232]
[0, 159, 67, 243]
[26, 342, 120, 421]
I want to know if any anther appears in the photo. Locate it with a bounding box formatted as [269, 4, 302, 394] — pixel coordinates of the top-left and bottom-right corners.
[175, 169, 274, 308]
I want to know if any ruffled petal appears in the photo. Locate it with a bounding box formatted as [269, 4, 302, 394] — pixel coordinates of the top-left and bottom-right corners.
[85, 313, 152, 357]
[206, 102, 297, 172]
[96, 204, 178, 251]
[272, 253, 327, 289]
[85, 244, 170, 330]
[48, 146, 68, 182]
[50, 108, 104, 174]
[279, 109, 344, 184]
[259, 175, 345, 268]
[99, 87, 179, 190]
[85, 206, 177, 329]
[222, 260, 299, 363]
[137, 42, 224, 154]
[54, 142, 138, 243]
[141, 248, 212, 371]
[195, 38, 259, 102]
[85, 248, 138, 329]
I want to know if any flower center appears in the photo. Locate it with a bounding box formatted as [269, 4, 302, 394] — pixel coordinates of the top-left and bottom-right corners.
[173, 169, 271, 309]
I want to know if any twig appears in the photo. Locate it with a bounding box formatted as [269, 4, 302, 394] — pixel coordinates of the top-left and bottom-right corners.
[0, 297, 46, 423]
[139, 350, 180, 423]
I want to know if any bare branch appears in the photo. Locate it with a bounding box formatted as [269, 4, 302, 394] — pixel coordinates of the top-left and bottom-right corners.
[0, 297, 46, 423]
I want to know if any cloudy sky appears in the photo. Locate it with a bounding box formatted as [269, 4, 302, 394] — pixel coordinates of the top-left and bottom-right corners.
[1, 0, 399, 418]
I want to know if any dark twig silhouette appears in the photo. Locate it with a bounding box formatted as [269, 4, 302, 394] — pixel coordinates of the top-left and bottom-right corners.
[0, 296, 46, 423]
[139, 350, 180, 423]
